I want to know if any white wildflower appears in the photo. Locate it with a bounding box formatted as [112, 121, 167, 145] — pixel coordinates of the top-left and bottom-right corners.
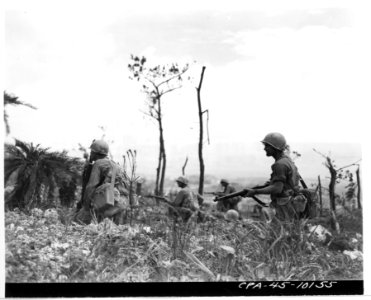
[143, 226, 152, 233]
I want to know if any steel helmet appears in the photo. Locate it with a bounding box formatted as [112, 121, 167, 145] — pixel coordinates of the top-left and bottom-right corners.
[90, 139, 109, 155]
[220, 179, 229, 184]
[261, 132, 287, 151]
[225, 209, 239, 221]
[176, 176, 188, 185]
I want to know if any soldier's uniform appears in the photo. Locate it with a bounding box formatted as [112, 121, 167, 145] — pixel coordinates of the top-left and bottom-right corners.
[269, 153, 301, 221]
[84, 157, 132, 224]
[172, 177, 196, 222]
[243, 133, 308, 222]
[75, 139, 133, 225]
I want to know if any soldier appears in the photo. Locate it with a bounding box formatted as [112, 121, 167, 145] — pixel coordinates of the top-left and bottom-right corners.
[75, 139, 132, 224]
[216, 179, 241, 212]
[172, 176, 197, 222]
[243, 132, 302, 222]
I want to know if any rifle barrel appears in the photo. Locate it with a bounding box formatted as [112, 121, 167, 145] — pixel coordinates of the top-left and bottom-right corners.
[214, 190, 269, 207]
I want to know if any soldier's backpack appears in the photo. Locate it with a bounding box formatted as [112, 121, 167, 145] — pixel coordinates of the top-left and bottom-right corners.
[92, 163, 116, 211]
[298, 177, 319, 219]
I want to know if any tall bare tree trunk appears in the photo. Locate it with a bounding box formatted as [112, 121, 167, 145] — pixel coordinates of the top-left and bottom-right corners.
[154, 98, 164, 197]
[327, 158, 337, 211]
[159, 131, 166, 196]
[318, 175, 323, 216]
[356, 166, 361, 209]
[158, 98, 166, 196]
[196, 66, 206, 196]
[155, 140, 162, 196]
[326, 157, 340, 233]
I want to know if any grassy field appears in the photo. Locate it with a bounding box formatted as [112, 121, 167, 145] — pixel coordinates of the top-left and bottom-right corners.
[5, 196, 363, 283]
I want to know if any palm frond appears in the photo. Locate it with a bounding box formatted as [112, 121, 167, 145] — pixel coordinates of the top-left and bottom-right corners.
[4, 91, 37, 109]
[14, 139, 32, 156]
[5, 143, 25, 159]
[4, 138, 84, 210]
[4, 161, 23, 182]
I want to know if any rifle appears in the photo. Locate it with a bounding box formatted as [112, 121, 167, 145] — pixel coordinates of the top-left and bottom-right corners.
[214, 191, 269, 207]
[299, 175, 308, 189]
[213, 184, 270, 208]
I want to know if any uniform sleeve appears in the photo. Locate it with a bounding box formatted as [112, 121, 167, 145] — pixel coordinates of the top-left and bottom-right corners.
[270, 162, 288, 183]
[83, 163, 102, 206]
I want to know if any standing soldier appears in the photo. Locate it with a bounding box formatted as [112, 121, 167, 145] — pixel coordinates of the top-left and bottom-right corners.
[75, 139, 132, 224]
[172, 176, 196, 222]
[243, 133, 304, 222]
[216, 179, 241, 212]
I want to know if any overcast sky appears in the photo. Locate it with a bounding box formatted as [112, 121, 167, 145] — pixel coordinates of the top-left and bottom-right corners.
[3, 0, 371, 182]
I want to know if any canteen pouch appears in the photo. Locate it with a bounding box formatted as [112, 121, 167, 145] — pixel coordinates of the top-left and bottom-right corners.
[92, 163, 117, 211]
[92, 182, 115, 211]
[292, 193, 307, 213]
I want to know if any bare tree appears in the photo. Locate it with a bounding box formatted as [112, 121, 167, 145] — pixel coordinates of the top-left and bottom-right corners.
[128, 55, 189, 196]
[356, 166, 361, 209]
[196, 66, 209, 196]
[318, 175, 323, 216]
[314, 148, 361, 233]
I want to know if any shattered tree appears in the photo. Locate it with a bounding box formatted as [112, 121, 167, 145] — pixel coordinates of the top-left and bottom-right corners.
[128, 55, 189, 196]
[196, 66, 208, 196]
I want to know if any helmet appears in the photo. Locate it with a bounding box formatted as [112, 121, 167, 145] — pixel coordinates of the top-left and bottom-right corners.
[225, 209, 239, 221]
[261, 132, 287, 151]
[90, 139, 109, 155]
[220, 179, 229, 184]
[176, 176, 188, 185]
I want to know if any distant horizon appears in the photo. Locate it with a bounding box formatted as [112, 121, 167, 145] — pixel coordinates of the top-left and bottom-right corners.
[108, 141, 362, 184]
[137, 170, 352, 190]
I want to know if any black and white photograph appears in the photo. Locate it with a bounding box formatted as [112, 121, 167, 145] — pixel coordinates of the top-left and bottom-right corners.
[2, 0, 370, 297]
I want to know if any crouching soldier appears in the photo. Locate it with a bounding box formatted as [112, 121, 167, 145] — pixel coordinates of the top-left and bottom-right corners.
[171, 176, 197, 222]
[216, 179, 242, 212]
[75, 139, 134, 225]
